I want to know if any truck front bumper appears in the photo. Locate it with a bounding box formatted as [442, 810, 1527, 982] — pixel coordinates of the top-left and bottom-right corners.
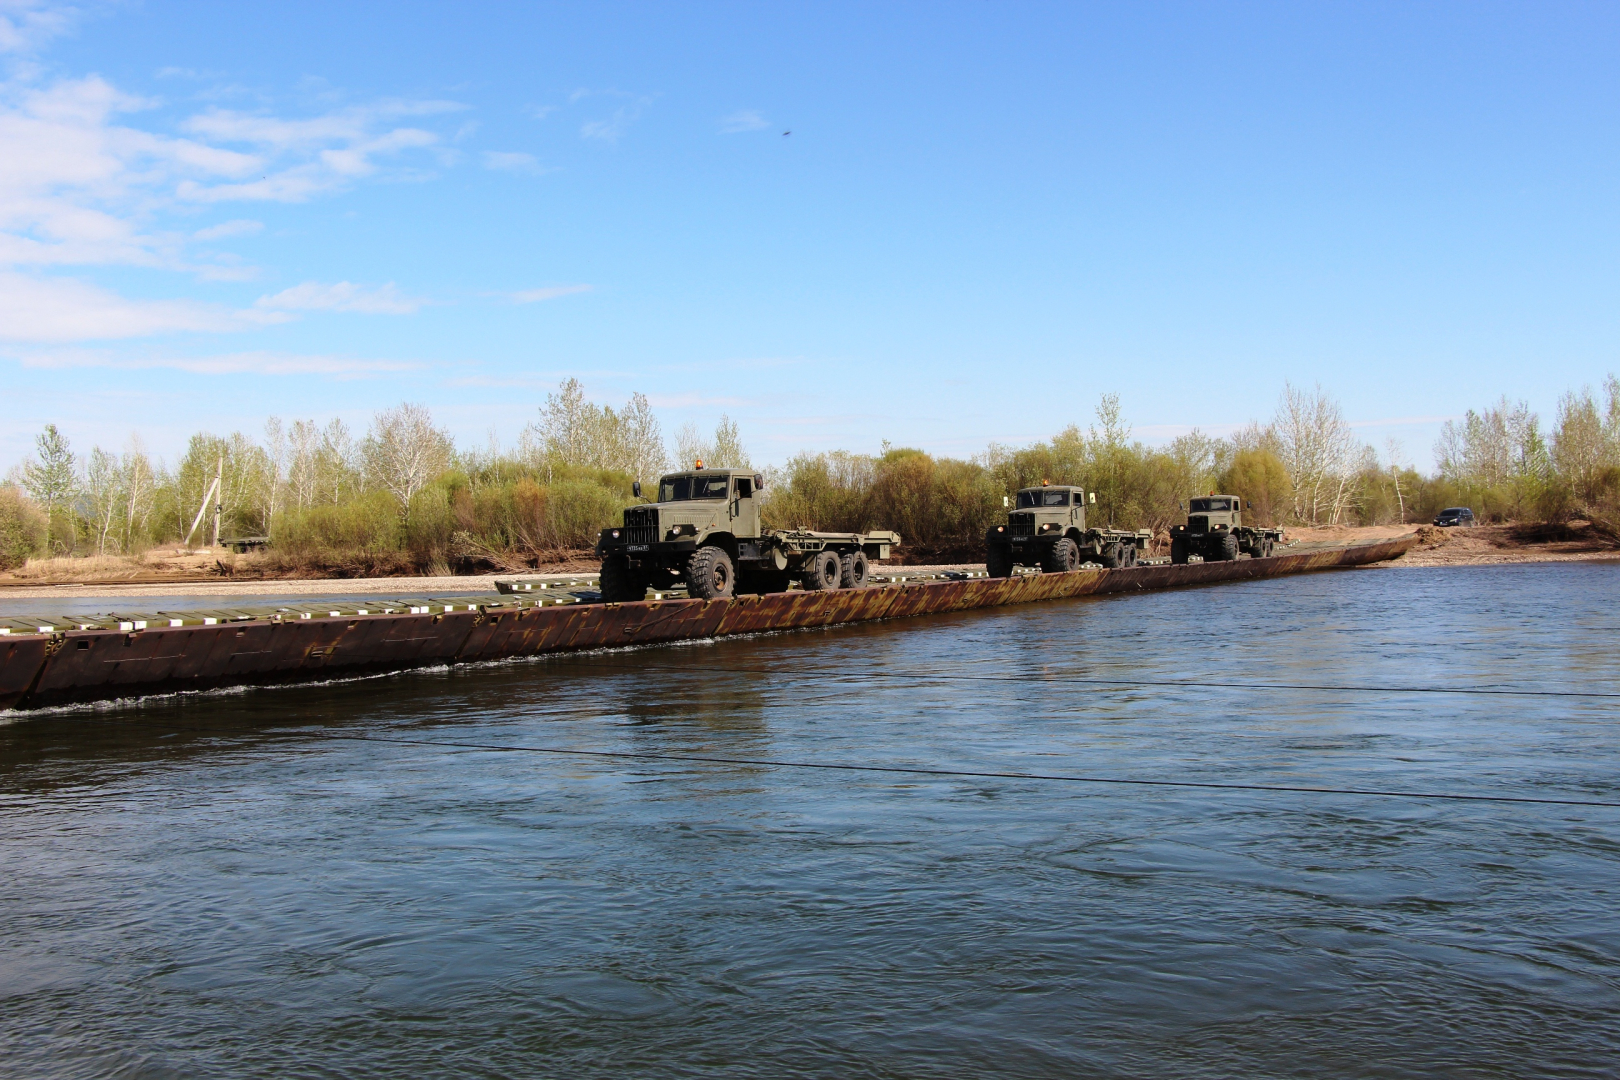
[595, 538, 699, 560]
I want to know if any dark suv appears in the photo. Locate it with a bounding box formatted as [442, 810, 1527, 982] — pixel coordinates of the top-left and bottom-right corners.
[1433, 507, 1476, 527]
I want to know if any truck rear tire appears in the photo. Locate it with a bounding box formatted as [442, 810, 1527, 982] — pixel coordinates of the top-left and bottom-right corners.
[799, 550, 842, 591]
[686, 546, 735, 599]
[1044, 537, 1080, 573]
[986, 545, 1013, 578]
[840, 550, 871, 588]
[1124, 544, 1138, 567]
[1100, 542, 1122, 568]
[600, 557, 646, 603]
[1170, 538, 1188, 564]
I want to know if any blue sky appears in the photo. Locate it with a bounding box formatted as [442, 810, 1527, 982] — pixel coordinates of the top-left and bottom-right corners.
[2, 0, 1617, 470]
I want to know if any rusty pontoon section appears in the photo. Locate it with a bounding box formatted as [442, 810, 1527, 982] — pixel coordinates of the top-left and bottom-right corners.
[0, 536, 1415, 711]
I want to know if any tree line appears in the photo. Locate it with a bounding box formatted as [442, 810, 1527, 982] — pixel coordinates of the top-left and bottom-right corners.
[4, 376, 1618, 572]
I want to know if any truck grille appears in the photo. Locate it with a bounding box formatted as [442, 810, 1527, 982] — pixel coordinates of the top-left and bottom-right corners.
[1188, 515, 1209, 533]
[624, 507, 658, 545]
[1009, 512, 1035, 538]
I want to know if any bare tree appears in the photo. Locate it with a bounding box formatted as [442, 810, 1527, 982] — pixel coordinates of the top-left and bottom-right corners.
[286, 420, 321, 510]
[1273, 382, 1361, 524]
[364, 403, 452, 506]
[82, 447, 122, 555]
[522, 380, 669, 484]
[710, 415, 750, 469]
[120, 436, 155, 551]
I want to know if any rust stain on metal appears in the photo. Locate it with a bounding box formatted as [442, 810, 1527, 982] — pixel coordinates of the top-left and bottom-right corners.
[1, 537, 1415, 710]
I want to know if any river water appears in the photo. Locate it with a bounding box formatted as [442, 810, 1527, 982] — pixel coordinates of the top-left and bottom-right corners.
[2, 562, 1617, 1078]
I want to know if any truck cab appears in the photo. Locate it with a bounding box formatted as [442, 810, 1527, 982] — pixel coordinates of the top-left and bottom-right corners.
[606, 468, 762, 565]
[1169, 494, 1280, 563]
[984, 483, 1149, 576]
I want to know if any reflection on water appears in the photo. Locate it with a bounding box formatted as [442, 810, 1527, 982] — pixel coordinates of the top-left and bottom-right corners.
[2, 563, 1618, 1078]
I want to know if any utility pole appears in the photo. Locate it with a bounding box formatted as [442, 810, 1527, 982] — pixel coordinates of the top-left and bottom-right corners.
[211, 455, 223, 548]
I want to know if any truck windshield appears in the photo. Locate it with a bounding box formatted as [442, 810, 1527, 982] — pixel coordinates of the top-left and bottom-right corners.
[660, 475, 730, 501]
[1016, 490, 1070, 508]
[1190, 498, 1231, 513]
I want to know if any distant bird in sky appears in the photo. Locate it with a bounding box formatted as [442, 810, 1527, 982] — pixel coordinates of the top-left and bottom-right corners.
[782, 130, 791, 136]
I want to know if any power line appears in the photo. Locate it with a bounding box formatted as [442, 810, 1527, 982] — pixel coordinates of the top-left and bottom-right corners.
[58, 714, 1613, 811]
[313, 731, 1620, 808]
[557, 660, 1620, 701]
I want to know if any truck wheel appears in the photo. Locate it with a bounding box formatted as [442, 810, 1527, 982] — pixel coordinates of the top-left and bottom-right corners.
[986, 545, 1014, 578]
[799, 550, 842, 591]
[1124, 544, 1138, 567]
[1253, 538, 1271, 560]
[1170, 538, 1188, 564]
[599, 557, 646, 603]
[840, 550, 871, 588]
[1044, 537, 1080, 573]
[1215, 534, 1239, 561]
[1100, 542, 1122, 568]
[686, 546, 735, 599]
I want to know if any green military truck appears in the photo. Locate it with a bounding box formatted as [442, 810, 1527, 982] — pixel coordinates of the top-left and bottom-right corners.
[984, 484, 1152, 577]
[595, 467, 901, 602]
[1169, 494, 1283, 563]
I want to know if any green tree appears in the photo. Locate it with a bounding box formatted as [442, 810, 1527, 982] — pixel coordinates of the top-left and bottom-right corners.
[22, 424, 78, 552]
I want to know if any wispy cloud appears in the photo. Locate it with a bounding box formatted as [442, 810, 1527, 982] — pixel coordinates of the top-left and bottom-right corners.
[482, 150, 549, 175]
[510, 284, 591, 303]
[0, 74, 461, 273]
[1349, 415, 1456, 428]
[579, 92, 654, 143]
[254, 281, 422, 315]
[719, 109, 770, 134]
[0, 271, 280, 342]
[193, 219, 263, 241]
[0, 0, 74, 54]
[13, 347, 423, 377]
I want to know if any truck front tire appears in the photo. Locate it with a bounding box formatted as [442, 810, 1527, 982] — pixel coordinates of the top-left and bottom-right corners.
[1044, 537, 1080, 573]
[1212, 534, 1239, 562]
[686, 546, 735, 599]
[1170, 537, 1188, 564]
[986, 545, 1013, 578]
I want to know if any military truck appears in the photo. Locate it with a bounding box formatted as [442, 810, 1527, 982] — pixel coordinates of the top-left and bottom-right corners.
[984, 484, 1152, 577]
[1169, 494, 1283, 563]
[595, 466, 901, 602]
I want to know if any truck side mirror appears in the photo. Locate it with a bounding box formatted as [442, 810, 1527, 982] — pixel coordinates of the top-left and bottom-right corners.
[1003, 496, 1009, 508]
[1089, 492, 1096, 504]
[1246, 500, 1252, 509]
[754, 472, 765, 491]
[632, 481, 642, 498]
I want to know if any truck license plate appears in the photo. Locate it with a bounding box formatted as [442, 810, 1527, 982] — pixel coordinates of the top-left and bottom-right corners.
[627, 545, 649, 552]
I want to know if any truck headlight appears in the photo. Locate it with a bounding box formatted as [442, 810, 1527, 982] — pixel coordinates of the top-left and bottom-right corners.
[610, 530, 620, 539]
[995, 526, 1005, 533]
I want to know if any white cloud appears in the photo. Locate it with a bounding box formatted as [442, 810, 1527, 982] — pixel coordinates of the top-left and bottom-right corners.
[0, 74, 461, 273]
[13, 346, 423, 377]
[719, 109, 769, 134]
[0, 0, 74, 54]
[254, 280, 421, 315]
[511, 284, 590, 303]
[482, 150, 548, 175]
[579, 93, 653, 143]
[0, 271, 279, 342]
[193, 219, 262, 240]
